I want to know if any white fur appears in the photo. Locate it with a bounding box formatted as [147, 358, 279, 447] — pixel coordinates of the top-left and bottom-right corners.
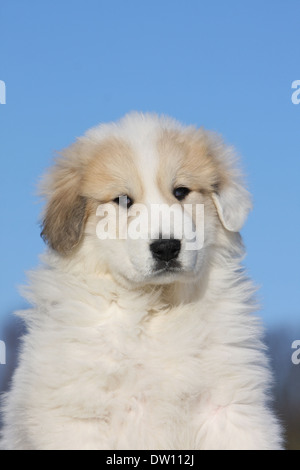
[0, 113, 283, 450]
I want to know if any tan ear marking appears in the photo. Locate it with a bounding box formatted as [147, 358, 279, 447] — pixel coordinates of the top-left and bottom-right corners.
[41, 193, 88, 256]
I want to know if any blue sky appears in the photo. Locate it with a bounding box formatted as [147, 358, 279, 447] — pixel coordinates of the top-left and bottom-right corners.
[0, 0, 299, 330]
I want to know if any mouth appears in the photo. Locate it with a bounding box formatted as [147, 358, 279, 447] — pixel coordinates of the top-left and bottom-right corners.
[153, 260, 182, 276]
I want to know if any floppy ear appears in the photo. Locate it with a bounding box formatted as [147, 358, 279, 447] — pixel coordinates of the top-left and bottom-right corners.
[40, 158, 88, 256]
[211, 179, 252, 233]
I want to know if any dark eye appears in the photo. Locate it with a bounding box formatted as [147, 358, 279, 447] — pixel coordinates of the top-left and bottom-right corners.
[173, 187, 191, 201]
[113, 195, 134, 209]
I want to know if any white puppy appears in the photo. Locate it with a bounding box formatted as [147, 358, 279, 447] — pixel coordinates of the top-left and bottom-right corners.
[1, 113, 282, 450]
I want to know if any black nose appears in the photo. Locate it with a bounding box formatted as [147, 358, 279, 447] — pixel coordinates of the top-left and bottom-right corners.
[150, 239, 181, 262]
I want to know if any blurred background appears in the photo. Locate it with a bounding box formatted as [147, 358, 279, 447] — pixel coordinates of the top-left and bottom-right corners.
[0, 0, 299, 449]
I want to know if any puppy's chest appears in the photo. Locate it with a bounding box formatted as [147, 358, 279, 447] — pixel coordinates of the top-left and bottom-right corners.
[99, 305, 205, 398]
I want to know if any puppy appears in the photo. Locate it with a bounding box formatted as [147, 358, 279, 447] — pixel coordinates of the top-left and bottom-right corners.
[1, 113, 282, 450]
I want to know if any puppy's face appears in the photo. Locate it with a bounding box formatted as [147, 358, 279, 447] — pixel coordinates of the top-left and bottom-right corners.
[41, 114, 251, 286]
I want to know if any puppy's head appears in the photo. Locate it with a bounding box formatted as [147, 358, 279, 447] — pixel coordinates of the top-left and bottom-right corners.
[41, 113, 251, 286]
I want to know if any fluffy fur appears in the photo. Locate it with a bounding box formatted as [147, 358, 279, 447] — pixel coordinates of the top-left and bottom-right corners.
[1, 113, 282, 450]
